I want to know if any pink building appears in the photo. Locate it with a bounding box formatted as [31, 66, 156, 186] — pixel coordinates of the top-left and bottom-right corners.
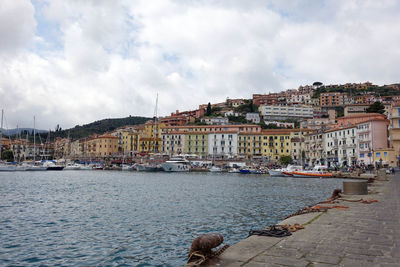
[357, 118, 389, 165]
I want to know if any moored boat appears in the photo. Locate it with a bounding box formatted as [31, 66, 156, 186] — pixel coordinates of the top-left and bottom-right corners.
[0, 164, 17, 172]
[228, 168, 240, 173]
[291, 166, 333, 178]
[269, 165, 303, 177]
[43, 161, 64, 171]
[161, 157, 190, 172]
[209, 166, 222, 172]
[136, 163, 163, 172]
[122, 164, 135, 171]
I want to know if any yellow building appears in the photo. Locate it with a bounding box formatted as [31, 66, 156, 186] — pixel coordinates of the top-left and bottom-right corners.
[238, 133, 262, 158]
[373, 148, 396, 167]
[261, 129, 292, 162]
[184, 132, 208, 157]
[389, 104, 400, 166]
[138, 120, 165, 153]
[121, 130, 139, 156]
[87, 135, 119, 157]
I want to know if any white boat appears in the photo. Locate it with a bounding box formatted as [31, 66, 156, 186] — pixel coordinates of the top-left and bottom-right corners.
[24, 164, 47, 171]
[209, 166, 222, 172]
[0, 164, 17, 172]
[228, 168, 240, 173]
[268, 169, 285, 176]
[122, 164, 135, 171]
[64, 163, 82, 170]
[268, 165, 303, 177]
[161, 157, 190, 172]
[92, 164, 104, 170]
[79, 164, 93, 170]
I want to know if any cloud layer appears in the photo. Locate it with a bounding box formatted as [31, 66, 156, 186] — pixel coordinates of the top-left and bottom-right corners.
[0, 0, 399, 129]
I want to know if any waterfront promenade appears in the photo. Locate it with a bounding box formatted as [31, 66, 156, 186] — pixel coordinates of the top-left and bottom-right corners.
[213, 174, 400, 266]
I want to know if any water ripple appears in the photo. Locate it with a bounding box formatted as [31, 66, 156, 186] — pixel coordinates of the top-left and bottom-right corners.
[0, 171, 346, 266]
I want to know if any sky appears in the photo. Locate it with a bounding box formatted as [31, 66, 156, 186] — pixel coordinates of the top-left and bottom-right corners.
[0, 0, 399, 130]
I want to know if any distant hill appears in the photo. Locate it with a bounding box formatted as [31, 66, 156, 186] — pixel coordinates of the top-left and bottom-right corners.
[37, 116, 151, 141]
[1, 128, 48, 136]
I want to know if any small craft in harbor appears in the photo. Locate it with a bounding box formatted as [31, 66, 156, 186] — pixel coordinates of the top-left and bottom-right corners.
[291, 165, 333, 178]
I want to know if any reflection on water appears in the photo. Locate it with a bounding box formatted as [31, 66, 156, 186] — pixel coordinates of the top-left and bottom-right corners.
[0, 171, 344, 266]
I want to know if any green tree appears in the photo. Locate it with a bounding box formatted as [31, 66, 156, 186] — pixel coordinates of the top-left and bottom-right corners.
[313, 81, 323, 87]
[1, 150, 14, 162]
[206, 102, 212, 116]
[250, 100, 254, 112]
[366, 101, 385, 114]
[280, 155, 293, 165]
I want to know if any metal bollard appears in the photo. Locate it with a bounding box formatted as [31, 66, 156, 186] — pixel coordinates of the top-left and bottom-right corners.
[343, 181, 368, 195]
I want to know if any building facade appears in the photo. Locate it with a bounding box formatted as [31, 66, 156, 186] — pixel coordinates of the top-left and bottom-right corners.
[208, 132, 238, 158]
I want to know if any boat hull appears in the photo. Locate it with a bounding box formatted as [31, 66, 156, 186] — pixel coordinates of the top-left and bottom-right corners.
[162, 162, 190, 172]
[136, 165, 163, 172]
[25, 167, 47, 171]
[292, 171, 333, 178]
[0, 165, 17, 172]
[268, 170, 283, 176]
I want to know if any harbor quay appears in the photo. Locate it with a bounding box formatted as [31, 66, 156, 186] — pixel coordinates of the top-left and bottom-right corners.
[208, 174, 400, 266]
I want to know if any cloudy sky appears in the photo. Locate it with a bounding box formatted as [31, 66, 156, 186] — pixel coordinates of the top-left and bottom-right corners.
[0, 0, 399, 130]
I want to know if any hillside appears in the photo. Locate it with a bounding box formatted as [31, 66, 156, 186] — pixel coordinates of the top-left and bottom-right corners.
[37, 116, 151, 141]
[312, 83, 400, 99]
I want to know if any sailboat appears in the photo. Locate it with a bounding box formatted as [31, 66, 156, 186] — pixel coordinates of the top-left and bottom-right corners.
[0, 110, 17, 172]
[24, 116, 46, 171]
[136, 93, 164, 172]
[208, 146, 221, 172]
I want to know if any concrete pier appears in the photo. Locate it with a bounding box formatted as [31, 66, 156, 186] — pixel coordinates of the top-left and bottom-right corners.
[209, 174, 400, 266]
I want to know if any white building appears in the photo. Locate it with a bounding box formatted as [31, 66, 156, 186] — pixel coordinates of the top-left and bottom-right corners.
[259, 105, 314, 120]
[224, 110, 241, 117]
[264, 121, 295, 128]
[162, 132, 185, 155]
[304, 131, 324, 166]
[208, 132, 238, 158]
[246, 113, 260, 123]
[288, 93, 311, 104]
[323, 126, 358, 167]
[201, 116, 229, 125]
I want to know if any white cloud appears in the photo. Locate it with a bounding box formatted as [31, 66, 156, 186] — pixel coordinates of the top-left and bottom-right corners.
[0, 0, 36, 54]
[0, 0, 399, 130]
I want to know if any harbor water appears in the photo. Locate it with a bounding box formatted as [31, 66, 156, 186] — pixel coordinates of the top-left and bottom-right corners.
[0, 171, 346, 266]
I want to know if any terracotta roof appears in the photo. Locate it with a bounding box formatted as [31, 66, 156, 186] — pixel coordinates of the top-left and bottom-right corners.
[163, 124, 260, 129]
[337, 113, 386, 119]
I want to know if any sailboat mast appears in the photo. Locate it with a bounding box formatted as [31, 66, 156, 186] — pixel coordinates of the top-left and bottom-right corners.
[153, 93, 158, 154]
[33, 116, 36, 161]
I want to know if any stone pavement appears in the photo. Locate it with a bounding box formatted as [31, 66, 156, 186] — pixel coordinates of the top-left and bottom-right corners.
[210, 174, 400, 266]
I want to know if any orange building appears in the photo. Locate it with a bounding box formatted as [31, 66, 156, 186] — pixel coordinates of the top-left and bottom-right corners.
[87, 134, 119, 157]
[320, 92, 348, 107]
[1, 138, 11, 150]
[252, 93, 284, 106]
[354, 94, 375, 105]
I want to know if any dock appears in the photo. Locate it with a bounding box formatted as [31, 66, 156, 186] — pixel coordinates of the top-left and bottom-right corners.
[207, 173, 400, 266]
